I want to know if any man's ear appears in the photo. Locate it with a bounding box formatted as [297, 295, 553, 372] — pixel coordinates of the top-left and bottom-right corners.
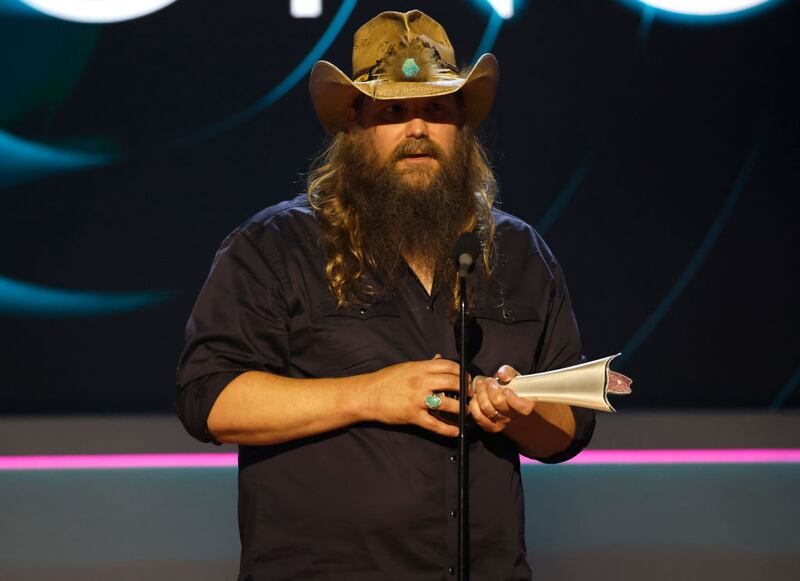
[344, 105, 358, 133]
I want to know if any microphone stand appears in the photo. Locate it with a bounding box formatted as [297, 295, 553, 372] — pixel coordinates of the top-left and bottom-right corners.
[457, 272, 469, 581]
[452, 232, 478, 581]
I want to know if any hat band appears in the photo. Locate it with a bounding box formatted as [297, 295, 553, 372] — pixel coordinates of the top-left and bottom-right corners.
[352, 61, 459, 83]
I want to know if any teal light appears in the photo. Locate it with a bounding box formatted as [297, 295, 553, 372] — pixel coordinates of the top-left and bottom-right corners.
[14, 0, 179, 23]
[620, 0, 783, 23]
[0, 130, 115, 189]
[483, 0, 514, 19]
[0, 276, 174, 317]
[619, 126, 767, 363]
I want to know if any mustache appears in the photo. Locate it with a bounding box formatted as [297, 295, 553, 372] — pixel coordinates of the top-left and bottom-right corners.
[391, 138, 444, 161]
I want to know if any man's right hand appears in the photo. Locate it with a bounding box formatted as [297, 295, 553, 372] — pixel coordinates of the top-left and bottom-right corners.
[363, 355, 461, 437]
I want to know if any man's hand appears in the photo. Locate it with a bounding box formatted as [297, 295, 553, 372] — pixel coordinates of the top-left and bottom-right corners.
[365, 355, 461, 437]
[469, 365, 536, 433]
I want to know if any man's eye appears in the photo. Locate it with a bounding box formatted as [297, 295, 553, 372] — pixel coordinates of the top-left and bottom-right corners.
[428, 102, 452, 117]
[385, 104, 403, 114]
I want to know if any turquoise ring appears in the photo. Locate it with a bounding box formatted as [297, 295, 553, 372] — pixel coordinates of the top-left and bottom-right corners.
[425, 394, 443, 410]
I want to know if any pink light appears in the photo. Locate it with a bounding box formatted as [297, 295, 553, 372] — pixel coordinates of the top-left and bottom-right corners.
[521, 448, 800, 465]
[0, 453, 237, 471]
[0, 449, 799, 471]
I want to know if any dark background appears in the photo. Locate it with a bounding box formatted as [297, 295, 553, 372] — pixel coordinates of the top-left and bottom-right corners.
[1, 0, 798, 414]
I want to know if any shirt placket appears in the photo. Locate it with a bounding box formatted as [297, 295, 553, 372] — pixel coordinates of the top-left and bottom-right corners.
[444, 446, 459, 577]
[404, 271, 462, 576]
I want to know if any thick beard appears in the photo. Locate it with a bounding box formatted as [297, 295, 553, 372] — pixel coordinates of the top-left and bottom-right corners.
[337, 127, 476, 291]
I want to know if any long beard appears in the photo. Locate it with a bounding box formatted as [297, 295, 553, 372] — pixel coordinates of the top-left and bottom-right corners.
[336, 127, 476, 291]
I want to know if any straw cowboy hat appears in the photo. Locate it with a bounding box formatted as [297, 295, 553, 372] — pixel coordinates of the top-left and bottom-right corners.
[309, 9, 499, 134]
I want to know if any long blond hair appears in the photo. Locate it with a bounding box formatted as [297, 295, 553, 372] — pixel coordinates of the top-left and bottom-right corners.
[307, 126, 498, 314]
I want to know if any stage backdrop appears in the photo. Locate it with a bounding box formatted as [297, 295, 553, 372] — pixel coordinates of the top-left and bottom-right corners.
[1, 0, 798, 414]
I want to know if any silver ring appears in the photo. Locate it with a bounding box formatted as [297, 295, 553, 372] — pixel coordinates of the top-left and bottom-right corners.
[425, 394, 442, 410]
[489, 410, 500, 421]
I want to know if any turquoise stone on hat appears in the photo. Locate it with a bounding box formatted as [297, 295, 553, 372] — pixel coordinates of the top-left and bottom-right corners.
[402, 58, 421, 79]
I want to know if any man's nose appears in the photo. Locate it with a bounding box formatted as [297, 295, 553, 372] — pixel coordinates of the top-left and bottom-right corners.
[405, 117, 429, 139]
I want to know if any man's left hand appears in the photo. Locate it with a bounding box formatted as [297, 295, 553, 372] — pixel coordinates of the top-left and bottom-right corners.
[469, 365, 535, 433]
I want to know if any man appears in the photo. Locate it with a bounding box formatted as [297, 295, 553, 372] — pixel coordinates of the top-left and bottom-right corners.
[176, 10, 595, 580]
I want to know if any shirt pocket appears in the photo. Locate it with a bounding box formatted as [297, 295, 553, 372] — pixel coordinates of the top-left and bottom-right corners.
[308, 299, 407, 376]
[470, 303, 545, 376]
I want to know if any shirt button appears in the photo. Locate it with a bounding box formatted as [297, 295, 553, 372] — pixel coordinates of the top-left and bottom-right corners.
[449, 455, 457, 463]
[426, 305, 433, 311]
[449, 567, 455, 575]
[450, 510, 457, 518]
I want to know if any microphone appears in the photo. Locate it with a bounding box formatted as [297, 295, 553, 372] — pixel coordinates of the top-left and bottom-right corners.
[451, 232, 481, 278]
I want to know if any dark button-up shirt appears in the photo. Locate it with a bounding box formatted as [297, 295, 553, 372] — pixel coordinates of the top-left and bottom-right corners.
[176, 194, 595, 580]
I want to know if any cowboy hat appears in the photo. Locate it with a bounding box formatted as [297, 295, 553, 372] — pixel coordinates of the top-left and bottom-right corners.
[309, 9, 499, 134]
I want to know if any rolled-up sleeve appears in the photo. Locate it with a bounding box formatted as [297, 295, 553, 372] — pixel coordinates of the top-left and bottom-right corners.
[175, 225, 289, 443]
[530, 243, 596, 463]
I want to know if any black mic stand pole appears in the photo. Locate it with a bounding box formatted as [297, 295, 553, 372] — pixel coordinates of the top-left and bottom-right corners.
[452, 232, 478, 581]
[457, 271, 469, 581]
